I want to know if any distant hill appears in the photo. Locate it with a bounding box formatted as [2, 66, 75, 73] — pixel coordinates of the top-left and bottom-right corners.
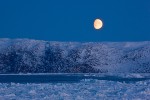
[0, 38, 150, 73]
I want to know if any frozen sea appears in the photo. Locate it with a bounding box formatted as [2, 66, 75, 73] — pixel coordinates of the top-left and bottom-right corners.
[0, 73, 150, 100]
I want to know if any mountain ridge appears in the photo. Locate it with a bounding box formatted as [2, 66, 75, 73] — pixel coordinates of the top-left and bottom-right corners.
[0, 38, 150, 73]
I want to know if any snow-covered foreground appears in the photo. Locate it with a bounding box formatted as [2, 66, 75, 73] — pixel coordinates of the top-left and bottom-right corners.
[0, 74, 150, 100]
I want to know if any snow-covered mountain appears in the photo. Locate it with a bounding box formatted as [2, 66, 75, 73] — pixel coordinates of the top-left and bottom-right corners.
[0, 38, 150, 73]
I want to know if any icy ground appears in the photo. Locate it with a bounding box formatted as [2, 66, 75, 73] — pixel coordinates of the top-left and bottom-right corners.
[0, 74, 150, 100]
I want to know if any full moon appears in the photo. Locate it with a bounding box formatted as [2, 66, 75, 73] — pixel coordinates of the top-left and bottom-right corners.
[94, 19, 103, 29]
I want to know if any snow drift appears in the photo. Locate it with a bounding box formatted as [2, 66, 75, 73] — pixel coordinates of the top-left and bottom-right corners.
[0, 38, 150, 73]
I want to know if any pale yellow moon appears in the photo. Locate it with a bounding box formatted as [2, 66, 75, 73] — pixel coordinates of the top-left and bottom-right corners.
[94, 19, 103, 29]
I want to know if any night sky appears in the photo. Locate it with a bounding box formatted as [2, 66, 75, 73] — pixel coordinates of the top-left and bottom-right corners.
[0, 0, 150, 42]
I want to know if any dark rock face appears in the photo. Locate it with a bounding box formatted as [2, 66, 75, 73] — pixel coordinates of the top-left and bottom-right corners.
[0, 39, 150, 73]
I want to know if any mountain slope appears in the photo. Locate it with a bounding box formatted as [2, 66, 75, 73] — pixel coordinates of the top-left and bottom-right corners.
[0, 38, 150, 73]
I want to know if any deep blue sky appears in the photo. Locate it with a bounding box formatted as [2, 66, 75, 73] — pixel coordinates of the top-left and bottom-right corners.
[0, 0, 150, 42]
